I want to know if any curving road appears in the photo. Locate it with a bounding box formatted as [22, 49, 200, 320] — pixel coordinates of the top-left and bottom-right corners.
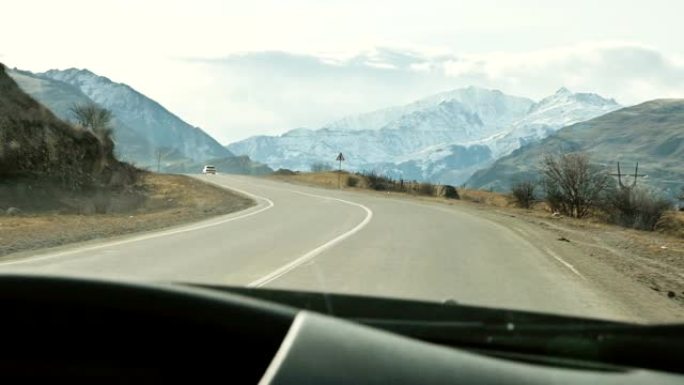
[0, 174, 676, 322]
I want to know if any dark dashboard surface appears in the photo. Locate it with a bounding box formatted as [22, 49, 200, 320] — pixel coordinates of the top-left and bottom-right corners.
[0, 275, 681, 384]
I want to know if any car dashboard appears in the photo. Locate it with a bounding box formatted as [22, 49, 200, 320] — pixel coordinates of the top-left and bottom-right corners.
[0, 275, 681, 384]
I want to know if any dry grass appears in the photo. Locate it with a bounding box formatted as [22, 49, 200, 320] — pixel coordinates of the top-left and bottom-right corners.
[658, 211, 684, 239]
[270, 171, 365, 189]
[459, 188, 511, 208]
[0, 174, 254, 257]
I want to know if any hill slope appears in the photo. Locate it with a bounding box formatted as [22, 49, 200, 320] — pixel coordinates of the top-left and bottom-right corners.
[38, 68, 232, 163]
[467, 100, 684, 197]
[8, 69, 154, 163]
[0, 63, 131, 189]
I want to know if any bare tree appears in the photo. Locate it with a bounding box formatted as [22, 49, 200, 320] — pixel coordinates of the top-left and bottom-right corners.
[70, 103, 113, 134]
[70, 103, 115, 172]
[541, 152, 611, 218]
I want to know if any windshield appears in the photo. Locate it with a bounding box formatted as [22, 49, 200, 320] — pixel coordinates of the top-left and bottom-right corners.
[1, 0, 683, 326]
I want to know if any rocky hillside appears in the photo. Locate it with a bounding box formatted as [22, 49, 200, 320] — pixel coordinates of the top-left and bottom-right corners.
[467, 99, 684, 198]
[8, 69, 153, 163]
[0, 63, 136, 190]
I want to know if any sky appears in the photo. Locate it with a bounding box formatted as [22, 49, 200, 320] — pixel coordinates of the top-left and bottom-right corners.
[1, 0, 684, 143]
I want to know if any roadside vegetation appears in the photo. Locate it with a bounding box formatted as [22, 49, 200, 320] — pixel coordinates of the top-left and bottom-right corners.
[269, 153, 683, 239]
[510, 180, 536, 209]
[499, 152, 682, 236]
[310, 162, 334, 172]
[533, 152, 677, 233]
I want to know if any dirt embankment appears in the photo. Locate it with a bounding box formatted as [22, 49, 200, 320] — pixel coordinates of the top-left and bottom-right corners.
[270, 171, 684, 311]
[0, 174, 254, 257]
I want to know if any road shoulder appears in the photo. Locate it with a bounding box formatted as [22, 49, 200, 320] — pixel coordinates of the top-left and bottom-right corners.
[0, 174, 255, 258]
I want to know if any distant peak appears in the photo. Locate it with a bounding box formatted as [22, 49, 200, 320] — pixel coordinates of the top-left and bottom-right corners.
[555, 87, 572, 95]
[49, 67, 95, 76]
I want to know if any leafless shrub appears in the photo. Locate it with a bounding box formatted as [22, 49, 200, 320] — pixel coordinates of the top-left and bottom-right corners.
[605, 186, 673, 231]
[362, 171, 393, 191]
[541, 152, 611, 218]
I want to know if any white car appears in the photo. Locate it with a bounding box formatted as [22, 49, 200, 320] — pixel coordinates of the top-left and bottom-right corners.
[202, 165, 217, 175]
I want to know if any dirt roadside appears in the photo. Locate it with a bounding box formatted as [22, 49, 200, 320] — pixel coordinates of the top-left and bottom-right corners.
[269, 173, 684, 321]
[0, 174, 254, 258]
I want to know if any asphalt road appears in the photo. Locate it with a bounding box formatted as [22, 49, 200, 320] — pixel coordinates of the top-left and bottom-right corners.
[0, 174, 669, 321]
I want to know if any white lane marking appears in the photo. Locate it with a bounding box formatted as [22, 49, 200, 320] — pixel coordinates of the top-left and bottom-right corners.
[0, 184, 274, 267]
[544, 247, 585, 279]
[248, 190, 373, 288]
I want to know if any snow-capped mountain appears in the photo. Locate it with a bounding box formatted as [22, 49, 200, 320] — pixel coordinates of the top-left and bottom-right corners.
[227, 87, 620, 184]
[228, 88, 533, 170]
[482, 87, 621, 157]
[38, 68, 232, 163]
[324, 87, 533, 132]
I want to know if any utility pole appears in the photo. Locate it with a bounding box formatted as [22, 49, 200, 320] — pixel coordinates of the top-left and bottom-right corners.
[156, 149, 162, 173]
[611, 161, 646, 190]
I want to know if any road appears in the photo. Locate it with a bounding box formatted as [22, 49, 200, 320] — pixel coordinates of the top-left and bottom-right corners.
[0, 174, 678, 322]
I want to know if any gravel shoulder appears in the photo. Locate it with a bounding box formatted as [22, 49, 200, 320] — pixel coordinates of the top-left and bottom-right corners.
[0, 174, 254, 258]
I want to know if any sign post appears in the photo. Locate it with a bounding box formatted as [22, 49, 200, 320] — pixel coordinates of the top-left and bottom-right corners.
[336, 152, 345, 189]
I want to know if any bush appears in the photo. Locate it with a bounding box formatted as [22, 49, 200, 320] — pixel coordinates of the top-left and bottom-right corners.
[363, 171, 394, 191]
[310, 162, 333, 172]
[346, 176, 359, 187]
[541, 153, 611, 218]
[418, 182, 436, 196]
[441, 185, 460, 199]
[605, 187, 673, 231]
[272, 168, 297, 176]
[511, 181, 536, 209]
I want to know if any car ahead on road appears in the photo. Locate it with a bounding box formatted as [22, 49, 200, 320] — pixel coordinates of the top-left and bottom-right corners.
[202, 165, 217, 174]
[0, 274, 681, 384]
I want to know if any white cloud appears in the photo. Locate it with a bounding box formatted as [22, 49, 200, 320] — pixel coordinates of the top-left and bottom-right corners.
[3, 1, 684, 143]
[180, 42, 684, 143]
[433, 42, 684, 104]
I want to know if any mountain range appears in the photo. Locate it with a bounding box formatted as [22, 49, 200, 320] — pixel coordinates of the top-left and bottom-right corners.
[467, 99, 684, 198]
[227, 86, 621, 184]
[7, 67, 270, 174]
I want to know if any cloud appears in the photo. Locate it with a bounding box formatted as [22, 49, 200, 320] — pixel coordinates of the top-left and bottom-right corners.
[185, 42, 684, 143]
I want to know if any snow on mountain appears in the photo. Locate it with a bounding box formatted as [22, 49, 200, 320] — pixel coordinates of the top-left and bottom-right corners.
[324, 86, 532, 131]
[227, 86, 620, 185]
[483, 87, 622, 157]
[228, 88, 533, 172]
[39, 68, 232, 163]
